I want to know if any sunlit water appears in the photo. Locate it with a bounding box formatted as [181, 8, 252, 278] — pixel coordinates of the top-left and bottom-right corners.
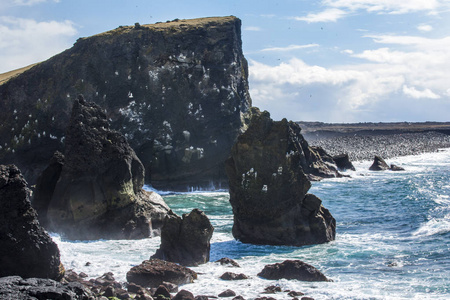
[54, 148, 450, 299]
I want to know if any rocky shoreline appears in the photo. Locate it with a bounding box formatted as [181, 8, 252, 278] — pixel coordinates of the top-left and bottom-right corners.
[301, 122, 450, 161]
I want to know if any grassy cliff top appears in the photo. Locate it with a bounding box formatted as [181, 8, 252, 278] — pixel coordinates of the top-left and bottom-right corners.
[0, 16, 238, 85]
[90, 16, 238, 38]
[0, 63, 38, 86]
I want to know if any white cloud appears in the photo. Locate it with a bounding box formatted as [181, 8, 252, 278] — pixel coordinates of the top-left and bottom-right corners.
[0, 17, 77, 73]
[244, 26, 262, 31]
[403, 85, 441, 99]
[294, 8, 347, 23]
[324, 0, 442, 14]
[417, 24, 433, 32]
[295, 1, 448, 24]
[249, 33, 450, 122]
[10, 0, 59, 5]
[342, 49, 354, 54]
[261, 44, 319, 52]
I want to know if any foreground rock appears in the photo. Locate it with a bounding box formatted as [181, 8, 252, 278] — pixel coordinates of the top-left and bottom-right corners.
[258, 260, 330, 282]
[0, 16, 252, 191]
[0, 164, 64, 280]
[127, 259, 197, 288]
[225, 109, 336, 246]
[34, 96, 169, 240]
[152, 209, 214, 266]
[0, 276, 93, 300]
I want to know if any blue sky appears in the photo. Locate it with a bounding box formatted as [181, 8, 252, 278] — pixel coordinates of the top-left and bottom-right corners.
[1, 0, 450, 122]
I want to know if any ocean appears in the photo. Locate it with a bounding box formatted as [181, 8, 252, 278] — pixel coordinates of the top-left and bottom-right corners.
[54, 148, 450, 300]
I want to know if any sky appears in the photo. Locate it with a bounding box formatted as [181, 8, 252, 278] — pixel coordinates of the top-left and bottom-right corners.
[1, 0, 450, 122]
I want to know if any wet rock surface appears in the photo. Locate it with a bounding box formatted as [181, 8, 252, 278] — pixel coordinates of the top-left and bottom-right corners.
[369, 155, 390, 171]
[34, 96, 170, 240]
[258, 260, 330, 282]
[0, 164, 64, 280]
[126, 259, 197, 288]
[225, 109, 336, 246]
[152, 209, 214, 266]
[0, 17, 252, 191]
[0, 276, 94, 300]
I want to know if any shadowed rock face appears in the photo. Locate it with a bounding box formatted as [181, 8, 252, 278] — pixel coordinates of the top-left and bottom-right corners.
[34, 97, 169, 240]
[258, 260, 330, 282]
[0, 164, 64, 280]
[0, 16, 251, 191]
[152, 209, 214, 266]
[225, 108, 336, 246]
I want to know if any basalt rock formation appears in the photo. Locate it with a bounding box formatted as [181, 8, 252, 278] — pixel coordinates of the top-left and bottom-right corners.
[0, 276, 93, 300]
[126, 259, 197, 288]
[34, 96, 170, 240]
[0, 164, 64, 280]
[225, 108, 336, 246]
[258, 260, 330, 282]
[369, 155, 390, 171]
[152, 209, 214, 266]
[0, 16, 251, 191]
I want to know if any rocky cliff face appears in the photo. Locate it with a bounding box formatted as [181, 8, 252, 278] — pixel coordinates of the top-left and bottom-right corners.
[225, 108, 336, 246]
[0, 16, 251, 190]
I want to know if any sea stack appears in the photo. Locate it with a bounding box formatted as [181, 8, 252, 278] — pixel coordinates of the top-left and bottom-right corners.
[34, 96, 170, 240]
[0, 16, 251, 191]
[225, 108, 336, 246]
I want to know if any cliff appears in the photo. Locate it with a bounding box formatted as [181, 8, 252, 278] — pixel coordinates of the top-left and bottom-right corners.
[0, 16, 252, 190]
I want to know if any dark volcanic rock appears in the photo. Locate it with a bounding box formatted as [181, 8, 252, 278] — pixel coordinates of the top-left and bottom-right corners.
[390, 164, 405, 171]
[369, 155, 390, 171]
[0, 276, 93, 300]
[216, 257, 240, 267]
[258, 260, 330, 282]
[225, 109, 336, 246]
[173, 290, 196, 300]
[332, 153, 355, 171]
[35, 96, 170, 240]
[152, 209, 214, 266]
[0, 17, 251, 191]
[219, 272, 248, 280]
[126, 259, 197, 288]
[0, 164, 64, 280]
[218, 289, 236, 297]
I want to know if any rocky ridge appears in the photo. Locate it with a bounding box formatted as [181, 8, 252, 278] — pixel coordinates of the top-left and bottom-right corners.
[0, 16, 251, 191]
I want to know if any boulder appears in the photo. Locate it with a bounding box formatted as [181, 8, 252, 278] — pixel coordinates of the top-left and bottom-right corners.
[152, 209, 214, 266]
[219, 272, 248, 280]
[173, 290, 196, 300]
[332, 153, 355, 171]
[218, 289, 236, 297]
[0, 276, 93, 300]
[390, 164, 405, 171]
[0, 17, 251, 191]
[216, 257, 240, 267]
[258, 260, 330, 282]
[126, 259, 197, 288]
[369, 155, 390, 171]
[0, 164, 64, 280]
[34, 96, 170, 240]
[225, 109, 336, 246]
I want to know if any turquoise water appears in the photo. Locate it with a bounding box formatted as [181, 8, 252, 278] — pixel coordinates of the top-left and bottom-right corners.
[55, 149, 450, 300]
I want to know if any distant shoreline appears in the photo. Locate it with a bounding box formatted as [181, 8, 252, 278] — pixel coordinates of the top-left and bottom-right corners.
[301, 122, 450, 161]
